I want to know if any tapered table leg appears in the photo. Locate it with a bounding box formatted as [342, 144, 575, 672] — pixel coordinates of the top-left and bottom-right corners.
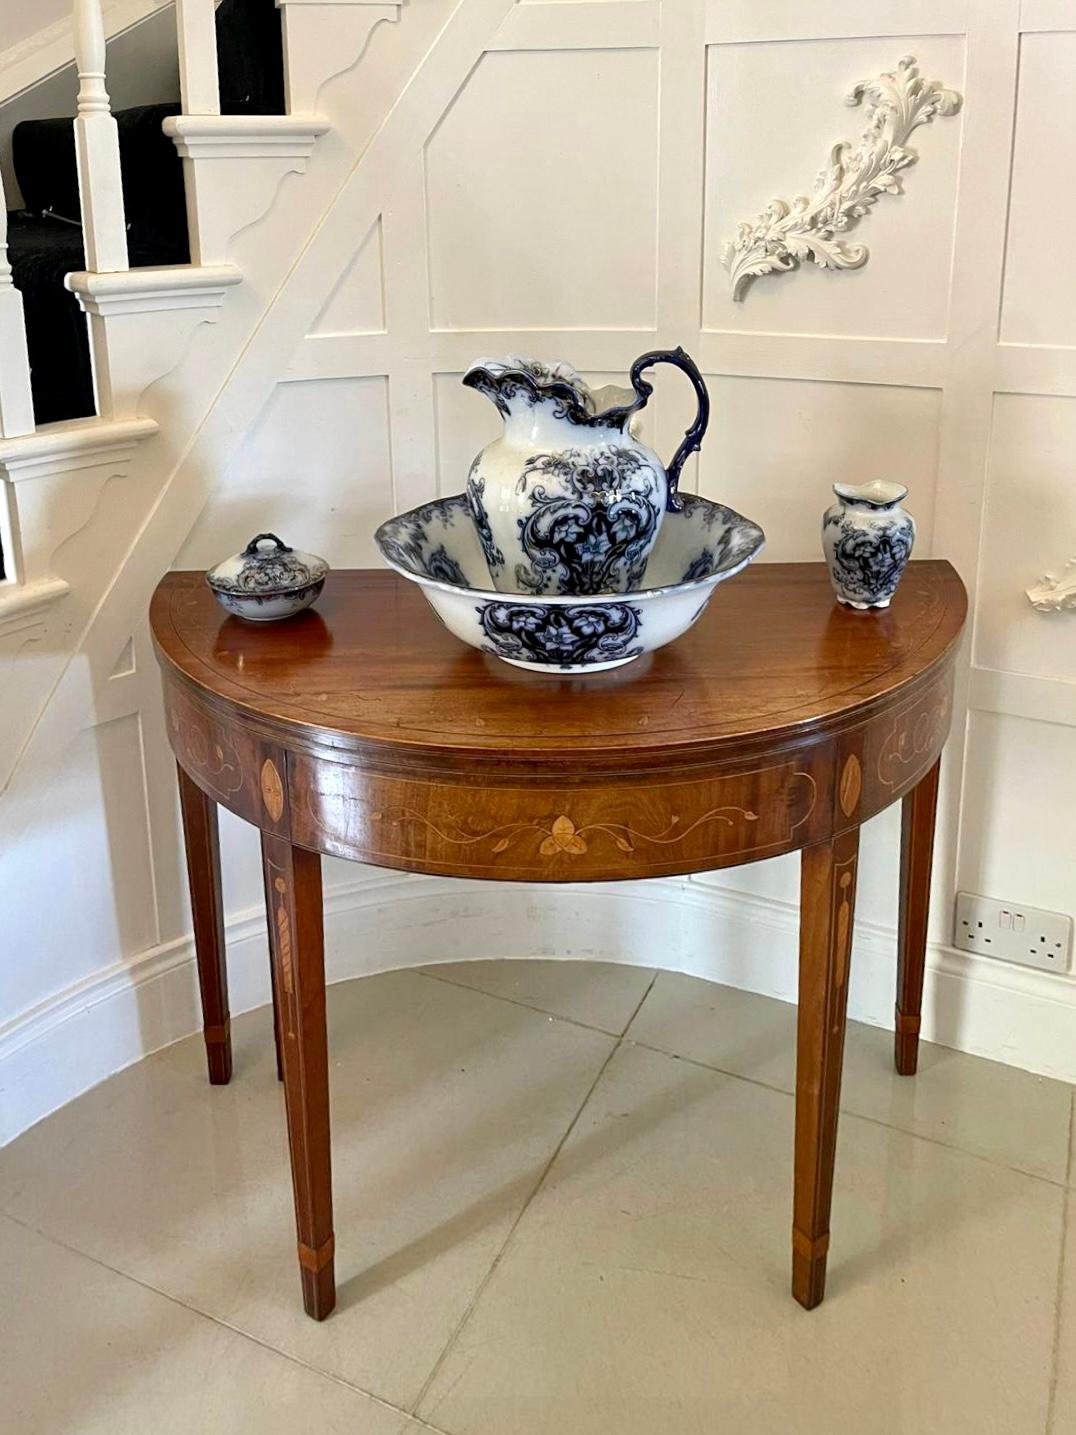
[177, 765, 232, 1085]
[793, 827, 859, 1310]
[895, 758, 941, 1076]
[261, 832, 335, 1320]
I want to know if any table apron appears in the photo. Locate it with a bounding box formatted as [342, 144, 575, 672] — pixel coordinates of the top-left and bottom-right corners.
[162, 663, 954, 880]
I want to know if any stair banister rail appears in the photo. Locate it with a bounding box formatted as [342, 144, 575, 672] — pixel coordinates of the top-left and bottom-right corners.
[175, 0, 221, 115]
[0, 178, 35, 439]
[73, 0, 129, 273]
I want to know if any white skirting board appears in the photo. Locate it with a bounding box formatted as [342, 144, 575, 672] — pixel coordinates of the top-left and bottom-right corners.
[3, 873, 1075, 1145]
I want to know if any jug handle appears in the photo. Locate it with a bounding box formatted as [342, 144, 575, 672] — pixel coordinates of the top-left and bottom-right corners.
[627, 348, 710, 512]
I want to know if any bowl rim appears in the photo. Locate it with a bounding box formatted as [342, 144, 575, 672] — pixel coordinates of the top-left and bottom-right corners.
[374, 493, 766, 606]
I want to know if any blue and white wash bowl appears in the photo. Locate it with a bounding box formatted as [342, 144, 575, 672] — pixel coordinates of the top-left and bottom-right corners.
[375, 493, 765, 674]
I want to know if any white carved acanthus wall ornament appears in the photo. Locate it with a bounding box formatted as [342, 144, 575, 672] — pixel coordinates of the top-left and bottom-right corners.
[722, 55, 962, 301]
[1026, 559, 1076, 613]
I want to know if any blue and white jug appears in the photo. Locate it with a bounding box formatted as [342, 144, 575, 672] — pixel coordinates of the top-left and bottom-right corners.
[462, 350, 710, 595]
[822, 480, 916, 610]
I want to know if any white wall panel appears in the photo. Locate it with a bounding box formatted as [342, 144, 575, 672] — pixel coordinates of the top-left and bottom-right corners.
[1000, 32, 1076, 346]
[975, 392, 1076, 684]
[433, 371, 498, 495]
[310, 218, 386, 336]
[0, 716, 156, 1020]
[179, 376, 395, 572]
[702, 35, 965, 339]
[698, 376, 942, 560]
[424, 47, 660, 330]
[961, 711, 1076, 917]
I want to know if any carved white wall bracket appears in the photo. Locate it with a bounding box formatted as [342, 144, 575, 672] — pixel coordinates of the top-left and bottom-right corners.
[722, 55, 962, 301]
[1026, 558, 1076, 613]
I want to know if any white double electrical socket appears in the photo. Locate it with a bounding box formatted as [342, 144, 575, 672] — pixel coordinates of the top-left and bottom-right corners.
[954, 892, 1073, 972]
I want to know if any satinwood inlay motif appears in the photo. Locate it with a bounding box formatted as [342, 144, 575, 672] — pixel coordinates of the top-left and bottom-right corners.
[272, 873, 295, 1005]
[834, 865, 855, 1010]
[261, 758, 285, 822]
[838, 753, 862, 817]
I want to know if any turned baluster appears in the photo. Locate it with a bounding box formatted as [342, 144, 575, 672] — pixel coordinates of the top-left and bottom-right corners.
[73, 0, 129, 274]
[175, 0, 221, 116]
[0, 177, 35, 438]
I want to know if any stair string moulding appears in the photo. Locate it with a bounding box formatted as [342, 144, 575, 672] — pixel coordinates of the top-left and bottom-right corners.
[722, 55, 963, 301]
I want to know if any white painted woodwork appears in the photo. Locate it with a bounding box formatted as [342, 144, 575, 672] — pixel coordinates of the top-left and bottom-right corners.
[0, 577, 71, 637]
[73, 0, 129, 274]
[278, 0, 401, 115]
[174, 0, 221, 116]
[3, 0, 1076, 1142]
[163, 114, 330, 264]
[0, 416, 157, 595]
[66, 264, 242, 418]
[0, 179, 35, 442]
[1001, 32, 1076, 346]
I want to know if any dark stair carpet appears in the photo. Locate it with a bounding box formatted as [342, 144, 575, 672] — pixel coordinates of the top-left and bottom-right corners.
[6, 0, 285, 427]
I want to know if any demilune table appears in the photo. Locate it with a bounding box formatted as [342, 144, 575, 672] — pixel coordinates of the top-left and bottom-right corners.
[150, 560, 967, 1320]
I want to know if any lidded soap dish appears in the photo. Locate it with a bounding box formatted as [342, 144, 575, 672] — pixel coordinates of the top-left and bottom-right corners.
[205, 533, 328, 622]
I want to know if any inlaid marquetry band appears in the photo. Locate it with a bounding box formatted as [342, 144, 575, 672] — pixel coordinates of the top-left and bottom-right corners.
[832, 860, 856, 1000]
[371, 805, 761, 859]
[894, 1009, 921, 1035]
[792, 1229, 831, 1261]
[203, 1020, 231, 1045]
[297, 1235, 335, 1273]
[877, 688, 951, 789]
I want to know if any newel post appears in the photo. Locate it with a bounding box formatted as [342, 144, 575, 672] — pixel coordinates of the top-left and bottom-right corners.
[175, 0, 221, 115]
[0, 183, 35, 438]
[73, 0, 129, 273]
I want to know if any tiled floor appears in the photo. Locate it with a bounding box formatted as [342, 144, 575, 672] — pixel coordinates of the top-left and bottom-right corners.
[1, 960, 1073, 1434]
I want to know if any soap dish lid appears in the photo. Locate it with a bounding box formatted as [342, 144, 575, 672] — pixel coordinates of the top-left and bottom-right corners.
[205, 533, 329, 596]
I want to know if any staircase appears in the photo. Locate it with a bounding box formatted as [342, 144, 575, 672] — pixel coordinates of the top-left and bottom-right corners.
[0, 0, 425, 783]
[0, 0, 519, 818]
[7, 0, 286, 428]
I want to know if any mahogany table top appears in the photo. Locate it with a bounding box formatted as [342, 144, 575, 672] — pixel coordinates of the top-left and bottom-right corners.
[151, 562, 966, 769]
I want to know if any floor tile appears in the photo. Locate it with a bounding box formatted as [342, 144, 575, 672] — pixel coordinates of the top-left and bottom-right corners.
[418, 1042, 1062, 1435]
[0, 971, 615, 1411]
[1050, 1193, 1076, 1433]
[0, 1213, 407, 1435]
[628, 971, 1074, 1182]
[419, 958, 654, 1034]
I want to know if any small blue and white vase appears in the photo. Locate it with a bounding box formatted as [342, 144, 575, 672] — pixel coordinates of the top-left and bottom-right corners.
[822, 480, 916, 610]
